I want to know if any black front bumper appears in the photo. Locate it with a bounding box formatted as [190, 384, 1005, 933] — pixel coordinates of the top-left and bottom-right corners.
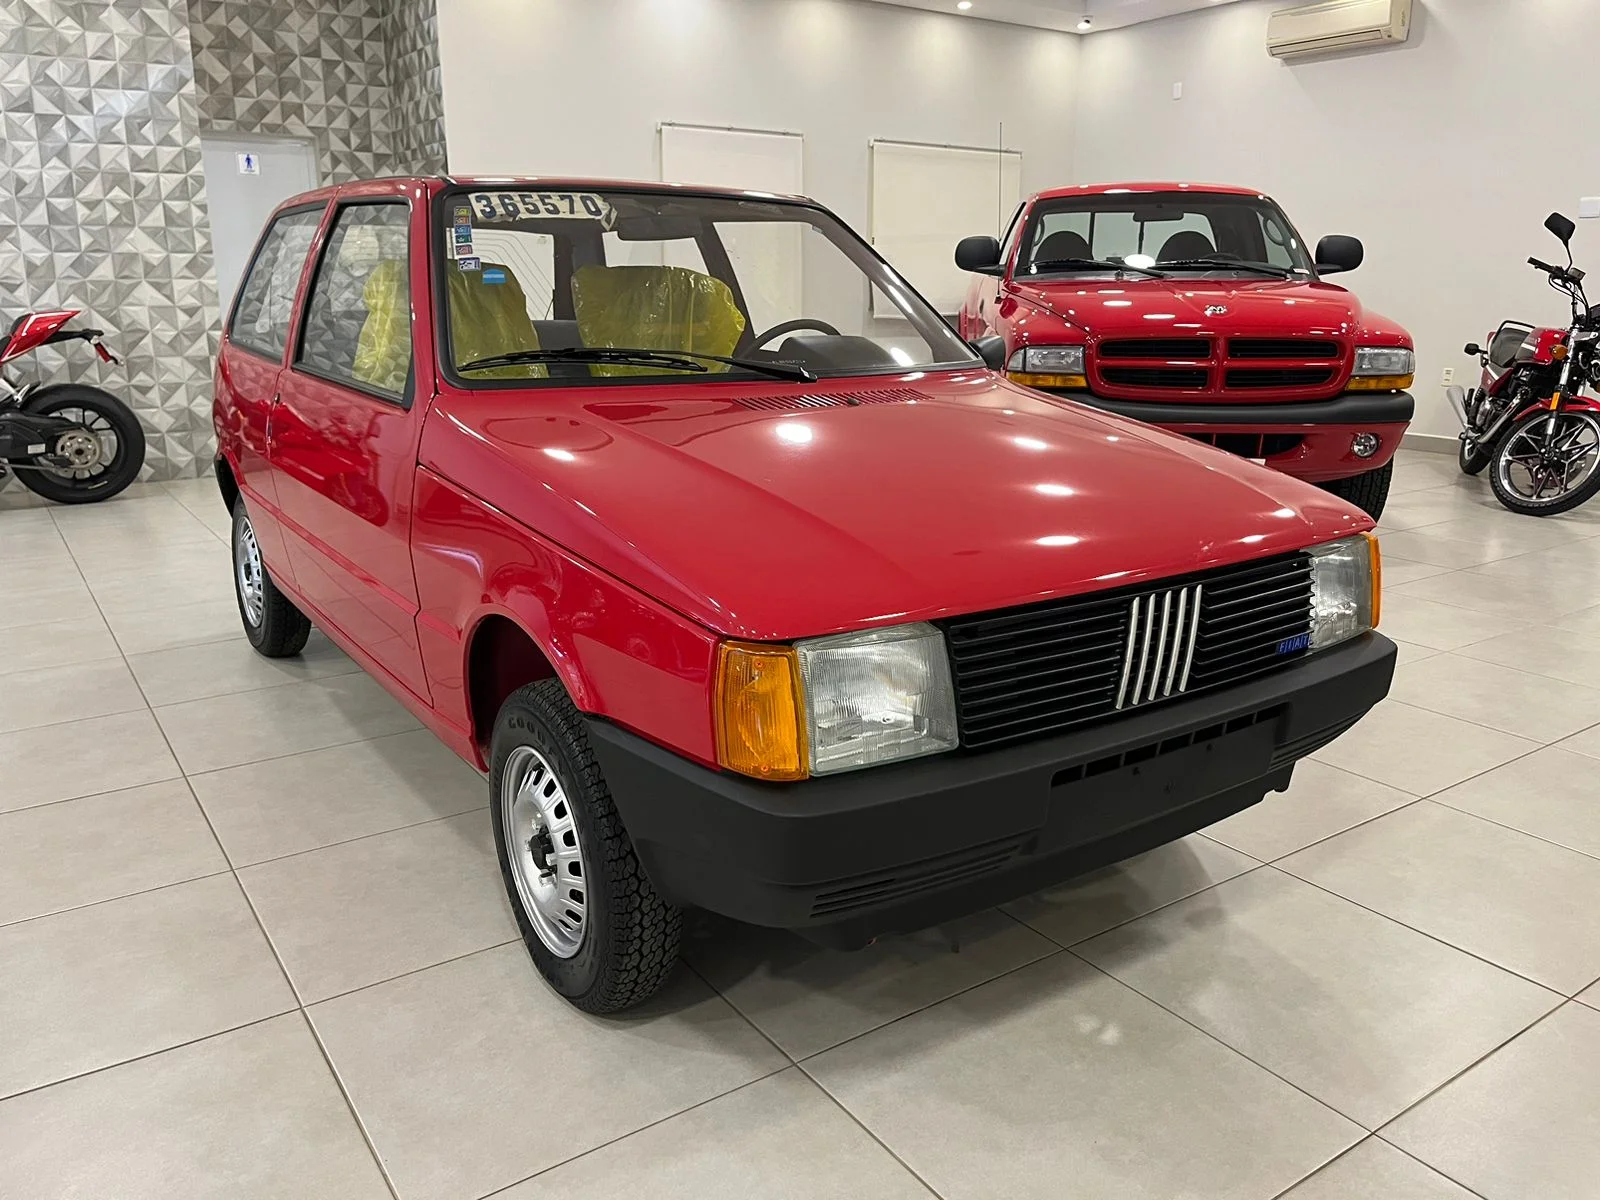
[588, 633, 1395, 948]
[1058, 390, 1415, 427]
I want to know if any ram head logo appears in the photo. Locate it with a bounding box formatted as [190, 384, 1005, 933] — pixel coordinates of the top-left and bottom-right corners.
[1205, 304, 1229, 317]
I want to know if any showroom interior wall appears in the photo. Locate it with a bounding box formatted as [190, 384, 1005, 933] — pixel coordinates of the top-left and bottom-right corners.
[0, 0, 220, 481]
[435, 0, 1079, 274]
[1072, 0, 1600, 441]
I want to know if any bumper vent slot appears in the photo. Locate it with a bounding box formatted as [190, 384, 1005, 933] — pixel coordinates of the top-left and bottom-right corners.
[807, 835, 1030, 917]
[1187, 432, 1306, 458]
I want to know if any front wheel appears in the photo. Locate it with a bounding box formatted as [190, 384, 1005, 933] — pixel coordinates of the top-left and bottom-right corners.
[1490, 408, 1600, 516]
[1317, 459, 1393, 521]
[490, 678, 681, 1013]
[12, 384, 145, 504]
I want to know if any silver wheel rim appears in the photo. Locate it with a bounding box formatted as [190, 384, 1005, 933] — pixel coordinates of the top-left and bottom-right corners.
[501, 744, 588, 958]
[234, 514, 265, 626]
[1497, 412, 1600, 503]
[42, 406, 118, 481]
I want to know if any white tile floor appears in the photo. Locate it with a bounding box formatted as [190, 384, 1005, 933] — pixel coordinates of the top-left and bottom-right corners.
[2, 450, 1600, 1199]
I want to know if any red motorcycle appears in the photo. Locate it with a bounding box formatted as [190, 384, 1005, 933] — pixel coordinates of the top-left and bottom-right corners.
[0, 310, 146, 504]
[1451, 212, 1600, 515]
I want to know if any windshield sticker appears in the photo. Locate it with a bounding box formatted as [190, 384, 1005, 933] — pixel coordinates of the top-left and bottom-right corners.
[452, 205, 472, 225]
[453, 241, 476, 260]
[469, 191, 617, 230]
[456, 256, 480, 272]
[482, 267, 507, 285]
[452, 225, 473, 244]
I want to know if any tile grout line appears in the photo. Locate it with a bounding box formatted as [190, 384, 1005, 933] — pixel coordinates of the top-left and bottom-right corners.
[1264, 1133, 1492, 1200]
[0, 866, 236, 932]
[47, 503, 407, 1200]
[1370, 1134, 1493, 1200]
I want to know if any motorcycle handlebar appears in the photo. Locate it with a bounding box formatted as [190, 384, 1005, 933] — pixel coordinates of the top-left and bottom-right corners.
[1529, 256, 1560, 275]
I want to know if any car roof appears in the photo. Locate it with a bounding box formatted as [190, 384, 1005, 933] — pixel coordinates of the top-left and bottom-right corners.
[270, 176, 817, 210]
[1029, 181, 1266, 201]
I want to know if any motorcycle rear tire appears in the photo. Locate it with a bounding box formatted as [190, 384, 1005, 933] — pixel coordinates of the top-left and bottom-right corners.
[12, 384, 146, 505]
[1489, 409, 1600, 517]
[1458, 434, 1494, 476]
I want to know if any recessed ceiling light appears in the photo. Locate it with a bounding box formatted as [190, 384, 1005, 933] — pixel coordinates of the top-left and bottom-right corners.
[1077, 16, 1092, 30]
[957, 1, 972, 9]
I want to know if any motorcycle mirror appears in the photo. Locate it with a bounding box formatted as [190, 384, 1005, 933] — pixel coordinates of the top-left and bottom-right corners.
[1463, 342, 1483, 357]
[1546, 212, 1577, 244]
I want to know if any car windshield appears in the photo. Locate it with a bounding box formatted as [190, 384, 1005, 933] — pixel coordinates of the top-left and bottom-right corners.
[1016, 191, 1315, 278]
[439, 186, 978, 384]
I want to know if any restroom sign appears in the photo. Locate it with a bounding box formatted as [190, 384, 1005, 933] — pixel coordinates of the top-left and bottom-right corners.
[236, 152, 260, 175]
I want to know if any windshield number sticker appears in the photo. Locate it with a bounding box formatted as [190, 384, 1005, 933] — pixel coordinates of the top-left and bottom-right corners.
[469, 191, 616, 230]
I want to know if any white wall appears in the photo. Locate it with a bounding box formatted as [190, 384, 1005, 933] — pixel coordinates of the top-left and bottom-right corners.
[1074, 0, 1600, 438]
[436, 0, 1078, 240]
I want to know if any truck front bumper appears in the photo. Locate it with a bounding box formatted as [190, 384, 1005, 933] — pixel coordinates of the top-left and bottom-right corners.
[587, 633, 1395, 948]
[1055, 390, 1414, 483]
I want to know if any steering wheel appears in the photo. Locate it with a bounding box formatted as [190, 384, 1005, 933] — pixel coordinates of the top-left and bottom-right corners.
[749, 318, 841, 349]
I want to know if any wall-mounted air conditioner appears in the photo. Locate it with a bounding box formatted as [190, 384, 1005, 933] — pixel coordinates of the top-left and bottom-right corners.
[1266, 0, 1412, 60]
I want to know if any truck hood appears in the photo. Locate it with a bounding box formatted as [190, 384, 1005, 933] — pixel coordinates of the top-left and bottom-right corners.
[1007, 276, 1407, 342]
[421, 372, 1371, 641]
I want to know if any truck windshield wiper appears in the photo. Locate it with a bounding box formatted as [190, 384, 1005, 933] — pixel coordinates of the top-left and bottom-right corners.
[1159, 258, 1296, 278]
[1027, 257, 1167, 279]
[456, 346, 817, 383]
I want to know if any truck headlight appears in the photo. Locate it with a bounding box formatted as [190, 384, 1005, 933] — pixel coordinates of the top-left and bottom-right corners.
[713, 624, 959, 780]
[1006, 345, 1086, 389]
[1308, 533, 1381, 649]
[1349, 346, 1414, 391]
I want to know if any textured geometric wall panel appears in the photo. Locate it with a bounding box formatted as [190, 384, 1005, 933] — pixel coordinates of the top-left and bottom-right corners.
[382, 0, 445, 175]
[0, 0, 220, 483]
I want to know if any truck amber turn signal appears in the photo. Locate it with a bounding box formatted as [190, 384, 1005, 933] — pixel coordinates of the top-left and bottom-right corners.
[1365, 530, 1382, 628]
[715, 642, 808, 781]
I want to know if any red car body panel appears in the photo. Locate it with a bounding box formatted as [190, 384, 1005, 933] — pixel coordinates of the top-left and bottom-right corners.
[213, 176, 1374, 774]
[960, 182, 1413, 485]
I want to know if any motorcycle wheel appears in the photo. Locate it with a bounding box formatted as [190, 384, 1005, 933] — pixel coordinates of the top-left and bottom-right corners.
[1458, 433, 1495, 476]
[1489, 408, 1600, 516]
[12, 384, 146, 505]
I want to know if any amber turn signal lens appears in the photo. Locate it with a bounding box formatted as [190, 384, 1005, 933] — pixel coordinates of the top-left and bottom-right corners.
[714, 643, 807, 781]
[1346, 374, 1414, 392]
[1007, 371, 1088, 390]
[1364, 531, 1381, 629]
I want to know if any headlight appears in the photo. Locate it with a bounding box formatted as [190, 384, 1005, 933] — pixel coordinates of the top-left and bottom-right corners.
[1007, 345, 1085, 376]
[1308, 533, 1381, 649]
[1352, 347, 1414, 376]
[713, 624, 958, 779]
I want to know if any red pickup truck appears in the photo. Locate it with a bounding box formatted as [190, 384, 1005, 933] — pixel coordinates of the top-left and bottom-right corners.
[214, 176, 1393, 1013]
[957, 182, 1414, 519]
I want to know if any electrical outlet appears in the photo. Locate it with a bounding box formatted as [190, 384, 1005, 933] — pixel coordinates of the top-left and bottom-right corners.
[1440, 367, 1455, 385]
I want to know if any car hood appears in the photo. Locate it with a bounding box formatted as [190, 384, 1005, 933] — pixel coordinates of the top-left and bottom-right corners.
[1006, 276, 1401, 341]
[422, 372, 1371, 641]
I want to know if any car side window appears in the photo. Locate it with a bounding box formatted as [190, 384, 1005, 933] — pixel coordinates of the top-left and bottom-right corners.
[230, 208, 323, 361]
[999, 202, 1026, 264]
[297, 202, 412, 400]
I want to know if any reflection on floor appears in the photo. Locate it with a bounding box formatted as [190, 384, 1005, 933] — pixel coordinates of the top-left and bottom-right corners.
[2, 450, 1599, 1199]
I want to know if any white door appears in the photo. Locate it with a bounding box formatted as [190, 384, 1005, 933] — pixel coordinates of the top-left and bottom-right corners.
[201, 134, 319, 309]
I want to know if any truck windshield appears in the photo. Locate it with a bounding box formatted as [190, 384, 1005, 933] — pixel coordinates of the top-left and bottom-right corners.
[438, 187, 979, 385]
[1016, 192, 1315, 278]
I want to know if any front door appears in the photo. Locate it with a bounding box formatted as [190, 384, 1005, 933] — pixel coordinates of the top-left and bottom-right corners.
[269, 194, 431, 699]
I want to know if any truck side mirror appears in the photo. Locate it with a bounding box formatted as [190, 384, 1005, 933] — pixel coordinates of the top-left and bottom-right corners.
[1314, 235, 1364, 275]
[970, 335, 1007, 370]
[1546, 212, 1577, 244]
[955, 235, 1004, 276]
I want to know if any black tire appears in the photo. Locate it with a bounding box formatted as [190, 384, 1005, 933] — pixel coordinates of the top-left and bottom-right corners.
[13, 384, 145, 504]
[490, 678, 681, 1013]
[1489, 409, 1600, 517]
[1318, 459, 1393, 521]
[231, 500, 311, 657]
[1458, 434, 1494, 476]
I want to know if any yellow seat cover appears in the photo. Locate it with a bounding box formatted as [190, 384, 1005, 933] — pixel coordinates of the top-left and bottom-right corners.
[572, 264, 746, 376]
[447, 262, 546, 380]
[352, 259, 411, 394]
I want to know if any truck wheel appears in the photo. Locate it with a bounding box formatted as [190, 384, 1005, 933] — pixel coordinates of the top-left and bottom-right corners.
[231, 500, 311, 657]
[489, 678, 682, 1013]
[1317, 460, 1392, 521]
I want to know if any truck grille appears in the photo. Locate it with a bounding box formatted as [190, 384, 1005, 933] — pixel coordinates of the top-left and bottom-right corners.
[1100, 338, 1211, 360]
[1101, 366, 1209, 389]
[1087, 336, 1349, 398]
[1228, 338, 1340, 359]
[1224, 367, 1336, 389]
[943, 553, 1314, 749]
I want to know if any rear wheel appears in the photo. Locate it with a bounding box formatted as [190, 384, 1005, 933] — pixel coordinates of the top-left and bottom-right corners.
[490, 678, 681, 1013]
[231, 501, 311, 656]
[1317, 460, 1393, 521]
[1458, 433, 1495, 476]
[1490, 408, 1600, 516]
[13, 384, 145, 504]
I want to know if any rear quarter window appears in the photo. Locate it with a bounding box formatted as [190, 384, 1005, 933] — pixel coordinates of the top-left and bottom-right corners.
[229, 207, 324, 361]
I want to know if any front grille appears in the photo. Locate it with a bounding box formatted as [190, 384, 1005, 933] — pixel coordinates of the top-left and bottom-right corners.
[1225, 367, 1335, 389]
[944, 553, 1314, 749]
[1101, 366, 1210, 389]
[808, 835, 1030, 917]
[1187, 432, 1305, 458]
[1099, 338, 1211, 360]
[1228, 338, 1340, 359]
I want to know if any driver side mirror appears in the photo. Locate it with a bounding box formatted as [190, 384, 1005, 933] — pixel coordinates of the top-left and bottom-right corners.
[955, 235, 1004, 276]
[970, 334, 1006, 371]
[1546, 212, 1577, 244]
[1314, 235, 1364, 275]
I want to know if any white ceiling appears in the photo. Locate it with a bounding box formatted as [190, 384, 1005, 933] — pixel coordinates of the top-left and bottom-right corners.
[864, 0, 1248, 34]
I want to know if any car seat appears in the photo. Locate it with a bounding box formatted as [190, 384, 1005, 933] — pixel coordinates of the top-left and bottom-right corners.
[352, 260, 411, 394]
[447, 262, 546, 379]
[1032, 230, 1092, 265]
[1156, 230, 1217, 263]
[571, 265, 746, 376]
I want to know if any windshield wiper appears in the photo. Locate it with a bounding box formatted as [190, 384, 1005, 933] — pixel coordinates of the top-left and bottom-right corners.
[1159, 258, 1296, 278]
[456, 346, 816, 383]
[1027, 257, 1167, 279]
